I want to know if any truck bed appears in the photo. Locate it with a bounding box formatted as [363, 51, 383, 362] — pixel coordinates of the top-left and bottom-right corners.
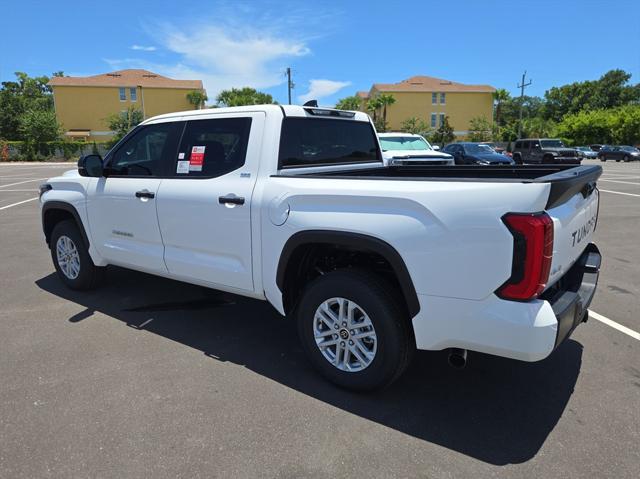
[277, 164, 602, 209]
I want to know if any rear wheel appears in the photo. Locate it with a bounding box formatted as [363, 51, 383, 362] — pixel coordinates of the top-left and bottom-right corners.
[600, 155, 606, 162]
[513, 153, 523, 165]
[51, 220, 105, 290]
[296, 270, 414, 391]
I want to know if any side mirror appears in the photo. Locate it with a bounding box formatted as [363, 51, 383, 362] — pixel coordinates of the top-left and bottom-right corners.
[432, 145, 440, 151]
[78, 154, 104, 177]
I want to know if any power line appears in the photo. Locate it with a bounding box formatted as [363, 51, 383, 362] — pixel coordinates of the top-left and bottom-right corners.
[517, 71, 532, 138]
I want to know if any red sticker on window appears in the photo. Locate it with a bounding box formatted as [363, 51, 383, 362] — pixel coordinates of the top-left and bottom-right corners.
[190, 146, 205, 172]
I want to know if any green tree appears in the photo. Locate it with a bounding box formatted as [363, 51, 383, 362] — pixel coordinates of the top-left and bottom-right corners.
[366, 97, 383, 123]
[431, 116, 455, 147]
[378, 93, 396, 131]
[543, 69, 640, 121]
[335, 95, 362, 110]
[555, 105, 640, 145]
[492, 88, 510, 126]
[400, 117, 430, 134]
[106, 106, 144, 145]
[0, 71, 56, 140]
[468, 116, 493, 142]
[186, 90, 208, 109]
[215, 87, 275, 107]
[521, 117, 557, 138]
[18, 109, 61, 158]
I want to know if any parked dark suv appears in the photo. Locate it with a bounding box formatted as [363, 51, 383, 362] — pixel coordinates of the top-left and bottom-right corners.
[512, 139, 580, 164]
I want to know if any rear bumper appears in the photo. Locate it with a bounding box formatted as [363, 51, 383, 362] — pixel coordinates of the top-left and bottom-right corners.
[411, 243, 601, 361]
[541, 243, 601, 349]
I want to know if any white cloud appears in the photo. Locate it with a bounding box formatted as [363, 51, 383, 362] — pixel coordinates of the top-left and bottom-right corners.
[298, 79, 351, 103]
[108, 16, 314, 101]
[131, 45, 157, 51]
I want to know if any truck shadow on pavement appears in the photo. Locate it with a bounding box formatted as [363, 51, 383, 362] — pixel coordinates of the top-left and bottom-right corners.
[36, 267, 583, 466]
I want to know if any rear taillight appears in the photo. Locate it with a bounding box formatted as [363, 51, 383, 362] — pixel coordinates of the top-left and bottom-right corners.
[497, 212, 554, 301]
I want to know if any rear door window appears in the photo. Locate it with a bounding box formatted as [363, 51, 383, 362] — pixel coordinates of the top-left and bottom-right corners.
[522, 141, 530, 149]
[174, 117, 252, 177]
[279, 118, 381, 168]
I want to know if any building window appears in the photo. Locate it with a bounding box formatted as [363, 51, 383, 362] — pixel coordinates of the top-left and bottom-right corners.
[130, 87, 137, 102]
[439, 113, 446, 126]
[431, 113, 437, 128]
[432, 92, 437, 105]
[119, 87, 126, 101]
[440, 92, 446, 104]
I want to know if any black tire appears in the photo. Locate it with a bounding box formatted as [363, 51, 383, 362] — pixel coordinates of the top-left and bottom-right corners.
[513, 153, 523, 165]
[616, 158, 620, 162]
[600, 155, 606, 162]
[50, 220, 105, 290]
[623, 155, 630, 162]
[296, 269, 415, 391]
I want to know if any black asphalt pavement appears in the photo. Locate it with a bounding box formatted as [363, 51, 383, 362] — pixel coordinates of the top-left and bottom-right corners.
[0, 160, 638, 478]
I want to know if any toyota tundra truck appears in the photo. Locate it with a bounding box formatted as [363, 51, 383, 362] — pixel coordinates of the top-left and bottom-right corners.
[39, 104, 602, 391]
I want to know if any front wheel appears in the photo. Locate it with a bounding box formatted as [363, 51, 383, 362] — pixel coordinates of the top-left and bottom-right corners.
[623, 155, 630, 162]
[51, 220, 105, 290]
[296, 270, 415, 391]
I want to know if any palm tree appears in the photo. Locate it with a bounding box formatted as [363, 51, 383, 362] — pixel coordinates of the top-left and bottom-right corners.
[492, 88, 510, 126]
[366, 97, 383, 122]
[378, 93, 396, 128]
[336, 95, 362, 111]
[187, 90, 208, 109]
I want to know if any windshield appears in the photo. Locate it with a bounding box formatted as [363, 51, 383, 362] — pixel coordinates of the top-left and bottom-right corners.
[464, 144, 495, 154]
[379, 136, 431, 151]
[540, 140, 566, 148]
[576, 147, 589, 151]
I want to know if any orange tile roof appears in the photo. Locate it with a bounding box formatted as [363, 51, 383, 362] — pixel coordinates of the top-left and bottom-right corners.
[372, 75, 495, 93]
[48, 69, 203, 89]
[356, 91, 369, 98]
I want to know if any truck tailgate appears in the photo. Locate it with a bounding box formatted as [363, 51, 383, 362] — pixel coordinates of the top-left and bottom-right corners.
[546, 187, 599, 288]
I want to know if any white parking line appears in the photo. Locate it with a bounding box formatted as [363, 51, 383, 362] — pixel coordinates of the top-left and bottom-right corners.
[0, 189, 39, 192]
[599, 189, 640, 198]
[590, 311, 640, 341]
[599, 179, 640, 186]
[0, 197, 38, 211]
[0, 178, 47, 188]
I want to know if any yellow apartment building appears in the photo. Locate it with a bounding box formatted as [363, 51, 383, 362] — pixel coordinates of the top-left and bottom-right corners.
[49, 69, 205, 140]
[356, 75, 495, 137]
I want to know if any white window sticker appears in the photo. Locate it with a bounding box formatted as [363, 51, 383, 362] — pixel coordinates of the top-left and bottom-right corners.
[176, 160, 190, 174]
[189, 146, 205, 172]
[178, 152, 185, 160]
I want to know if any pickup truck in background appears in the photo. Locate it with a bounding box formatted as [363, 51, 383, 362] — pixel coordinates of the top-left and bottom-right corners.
[378, 132, 454, 166]
[40, 104, 602, 391]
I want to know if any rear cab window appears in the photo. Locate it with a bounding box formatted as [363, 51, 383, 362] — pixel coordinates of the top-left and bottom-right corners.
[174, 117, 252, 178]
[279, 118, 381, 169]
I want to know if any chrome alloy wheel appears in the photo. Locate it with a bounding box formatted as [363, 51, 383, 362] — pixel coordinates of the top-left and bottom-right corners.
[56, 235, 81, 280]
[313, 297, 378, 372]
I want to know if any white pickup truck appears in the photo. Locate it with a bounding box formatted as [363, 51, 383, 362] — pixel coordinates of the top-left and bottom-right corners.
[40, 104, 602, 390]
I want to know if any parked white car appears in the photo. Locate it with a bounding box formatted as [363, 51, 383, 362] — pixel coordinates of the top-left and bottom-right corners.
[40, 104, 602, 391]
[378, 132, 454, 166]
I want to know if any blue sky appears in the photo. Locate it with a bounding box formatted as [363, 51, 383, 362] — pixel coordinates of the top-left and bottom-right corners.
[3, 0, 639, 106]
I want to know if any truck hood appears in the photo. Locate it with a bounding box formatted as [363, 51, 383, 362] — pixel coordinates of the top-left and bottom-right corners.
[383, 149, 453, 160]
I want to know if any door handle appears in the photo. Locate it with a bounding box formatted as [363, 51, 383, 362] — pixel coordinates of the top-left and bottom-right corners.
[218, 195, 245, 206]
[135, 190, 155, 199]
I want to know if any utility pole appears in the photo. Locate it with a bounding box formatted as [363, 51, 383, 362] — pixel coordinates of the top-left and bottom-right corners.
[286, 67, 293, 105]
[517, 71, 532, 138]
